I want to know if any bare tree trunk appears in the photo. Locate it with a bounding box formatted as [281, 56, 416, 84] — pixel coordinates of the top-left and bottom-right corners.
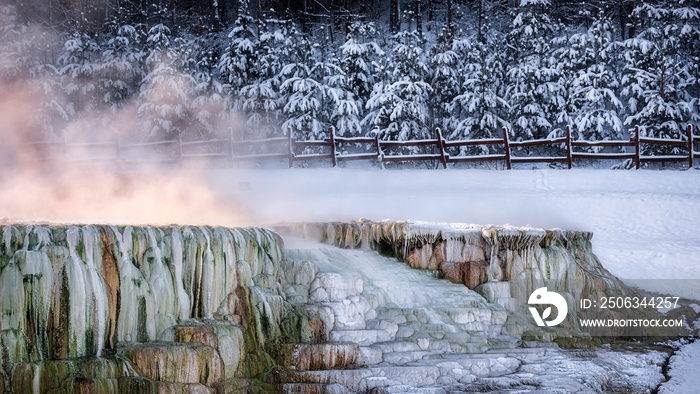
[345, 0, 351, 38]
[619, 0, 635, 40]
[447, 0, 454, 36]
[415, 1, 422, 39]
[618, 0, 626, 39]
[141, 0, 147, 24]
[301, 0, 308, 33]
[329, 4, 334, 43]
[391, 0, 399, 34]
[477, 0, 484, 43]
[171, 0, 177, 30]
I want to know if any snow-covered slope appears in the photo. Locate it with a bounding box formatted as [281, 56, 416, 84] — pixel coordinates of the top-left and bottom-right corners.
[659, 340, 700, 394]
[208, 168, 700, 293]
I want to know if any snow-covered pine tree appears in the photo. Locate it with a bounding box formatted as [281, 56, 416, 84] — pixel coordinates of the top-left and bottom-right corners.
[429, 28, 461, 137]
[0, 5, 65, 141]
[237, 17, 290, 138]
[184, 20, 231, 141]
[450, 36, 509, 154]
[551, 26, 577, 138]
[622, 2, 700, 156]
[505, 0, 565, 144]
[443, 37, 472, 131]
[99, 18, 146, 112]
[218, 0, 258, 97]
[138, 23, 197, 141]
[238, 79, 278, 137]
[257, 17, 292, 86]
[364, 29, 432, 147]
[279, 28, 325, 140]
[363, 80, 399, 137]
[57, 30, 101, 119]
[676, 0, 700, 126]
[319, 55, 361, 138]
[330, 90, 362, 138]
[339, 22, 383, 133]
[0, 5, 36, 85]
[390, 30, 428, 84]
[567, 11, 623, 145]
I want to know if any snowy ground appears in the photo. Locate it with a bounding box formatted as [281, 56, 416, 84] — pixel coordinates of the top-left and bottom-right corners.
[659, 340, 700, 394]
[208, 167, 700, 284]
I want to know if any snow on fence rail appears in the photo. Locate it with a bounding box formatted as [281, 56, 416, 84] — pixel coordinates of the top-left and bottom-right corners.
[24, 125, 698, 170]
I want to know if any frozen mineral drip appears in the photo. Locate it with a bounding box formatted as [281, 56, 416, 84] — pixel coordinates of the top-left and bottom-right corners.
[65, 226, 108, 356]
[229, 227, 246, 263]
[65, 256, 89, 356]
[121, 225, 133, 261]
[170, 228, 192, 319]
[107, 225, 129, 267]
[487, 241, 503, 281]
[14, 250, 54, 360]
[65, 227, 89, 357]
[81, 226, 104, 270]
[0, 261, 23, 332]
[3, 225, 15, 254]
[146, 227, 178, 321]
[21, 225, 52, 251]
[108, 225, 156, 342]
[81, 226, 108, 356]
[211, 227, 241, 316]
[198, 227, 216, 317]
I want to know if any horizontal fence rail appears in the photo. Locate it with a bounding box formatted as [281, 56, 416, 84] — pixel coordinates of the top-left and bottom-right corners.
[23, 125, 698, 170]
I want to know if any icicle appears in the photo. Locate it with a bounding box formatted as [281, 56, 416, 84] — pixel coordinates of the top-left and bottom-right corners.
[81, 227, 108, 357]
[170, 228, 191, 319]
[198, 227, 215, 318]
[2, 226, 13, 255]
[145, 227, 178, 335]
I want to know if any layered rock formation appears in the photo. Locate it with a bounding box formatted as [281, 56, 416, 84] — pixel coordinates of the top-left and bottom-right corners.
[275, 220, 671, 339]
[269, 222, 672, 392]
[0, 221, 678, 393]
[0, 224, 310, 392]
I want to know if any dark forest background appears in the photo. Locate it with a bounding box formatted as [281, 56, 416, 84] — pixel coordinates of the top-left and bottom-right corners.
[2, 0, 698, 159]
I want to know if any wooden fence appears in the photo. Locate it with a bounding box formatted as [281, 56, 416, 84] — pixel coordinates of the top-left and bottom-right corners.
[26, 125, 699, 170]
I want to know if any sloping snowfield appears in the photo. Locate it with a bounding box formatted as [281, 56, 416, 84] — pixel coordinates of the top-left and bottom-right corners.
[209, 167, 700, 284]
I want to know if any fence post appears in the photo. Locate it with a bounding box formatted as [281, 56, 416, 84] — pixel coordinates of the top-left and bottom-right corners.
[62, 132, 68, 169]
[566, 125, 572, 169]
[372, 127, 384, 170]
[177, 131, 183, 169]
[502, 127, 512, 170]
[435, 128, 447, 169]
[688, 124, 693, 169]
[287, 127, 294, 168]
[228, 128, 234, 168]
[634, 126, 640, 169]
[115, 131, 122, 171]
[330, 126, 337, 167]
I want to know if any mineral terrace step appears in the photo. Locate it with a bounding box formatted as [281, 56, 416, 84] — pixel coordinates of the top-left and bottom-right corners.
[381, 350, 433, 365]
[329, 329, 393, 346]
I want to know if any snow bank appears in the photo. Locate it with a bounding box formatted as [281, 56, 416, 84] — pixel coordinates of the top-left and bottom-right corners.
[659, 340, 700, 394]
[207, 168, 700, 295]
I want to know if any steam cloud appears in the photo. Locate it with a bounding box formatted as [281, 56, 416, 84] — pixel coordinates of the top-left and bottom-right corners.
[0, 5, 248, 227]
